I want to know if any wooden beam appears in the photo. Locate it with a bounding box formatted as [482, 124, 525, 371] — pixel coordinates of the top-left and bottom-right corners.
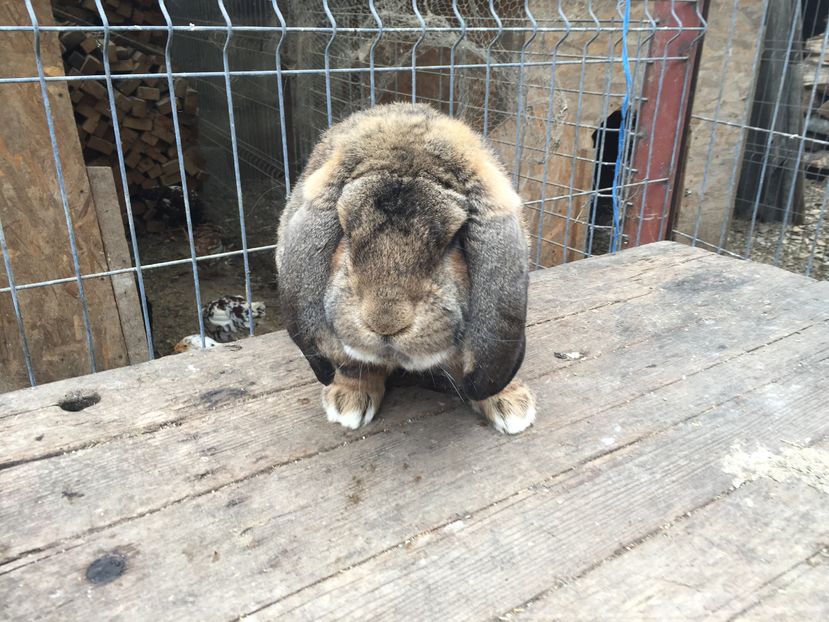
[86, 166, 149, 365]
[623, 1, 709, 247]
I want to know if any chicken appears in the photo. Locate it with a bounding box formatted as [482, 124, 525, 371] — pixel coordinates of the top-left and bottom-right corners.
[202, 295, 266, 343]
[173, 334, 222, 353]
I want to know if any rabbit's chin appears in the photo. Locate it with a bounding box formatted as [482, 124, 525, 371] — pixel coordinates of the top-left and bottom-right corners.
[341, 342, 453, 372]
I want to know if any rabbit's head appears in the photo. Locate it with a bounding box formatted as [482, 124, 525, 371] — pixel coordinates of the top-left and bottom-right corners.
[277, 103, 529, 400]
[325, 173, 470, 372]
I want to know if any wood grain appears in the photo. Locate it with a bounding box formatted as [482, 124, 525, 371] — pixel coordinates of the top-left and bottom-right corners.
[257, 365, 829, 621]
[512, 470, 829, 620]
[86, 166, 149, 365]
[0, 0, 128, 392]
[0, 249, 763, 561]
[0, 242, 702, 467]
[0, 243, 827, 621]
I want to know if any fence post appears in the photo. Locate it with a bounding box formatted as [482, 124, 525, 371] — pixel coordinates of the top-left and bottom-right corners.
[623, 0, 709, 247]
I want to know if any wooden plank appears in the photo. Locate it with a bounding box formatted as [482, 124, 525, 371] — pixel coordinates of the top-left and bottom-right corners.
[0, 250, 725, 559]
[732, 553, 829, 621]
[86, 167, 149, 365]
[0, 244, 700, 473]
[255, 367, 829, 621]
[511, 474, 829, 620]
[0, 246, 827, 620]
[0, 0, 128, 392]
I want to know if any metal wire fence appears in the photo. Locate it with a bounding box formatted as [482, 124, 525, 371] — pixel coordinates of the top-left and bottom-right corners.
[0, 0, 826, 392]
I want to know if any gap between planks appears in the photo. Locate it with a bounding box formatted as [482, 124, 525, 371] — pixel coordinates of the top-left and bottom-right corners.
[501, 441, 829, 621]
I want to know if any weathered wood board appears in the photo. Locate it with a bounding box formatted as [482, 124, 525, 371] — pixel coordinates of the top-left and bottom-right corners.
[675, 1, 767, 247]
[0, 242, 827, 621]
[86, 166, 149, 365]
[0, 0, 129, 391]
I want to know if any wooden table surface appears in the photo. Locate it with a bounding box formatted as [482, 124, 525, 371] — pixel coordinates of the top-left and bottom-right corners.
[1, 242, 828, 621]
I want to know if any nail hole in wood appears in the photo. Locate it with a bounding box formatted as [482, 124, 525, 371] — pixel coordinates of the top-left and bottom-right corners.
[58, 391, 101, 412]
[85, 553, 127, 585]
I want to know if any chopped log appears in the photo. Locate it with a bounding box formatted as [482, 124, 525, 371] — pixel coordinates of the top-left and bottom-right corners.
[161, 171, 182, 186]
[79, 36, 98, 55]
[131, 98, 149, 117]
[156, 96, 173, 115]
[117, 78, 141, 96]
[123, 116, 153, 131]
[161, 159, 181, 176]
[125, 149, 142, 168]
[87, 135, 115, 155]
[80, 79, 107, 99]
[147, 163, 163, 179]
[80, 113, 100, 134]
[60, 30, 87, 50]
[137, 157, 154, 174]
[67, 50, 86, 70]
[137, 86, 160, 101]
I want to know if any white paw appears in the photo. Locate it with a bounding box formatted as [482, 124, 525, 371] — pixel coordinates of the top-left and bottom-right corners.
[473, 379, 537, 435]
[321, 385, 379, 430]
[490, 401, 536, 434]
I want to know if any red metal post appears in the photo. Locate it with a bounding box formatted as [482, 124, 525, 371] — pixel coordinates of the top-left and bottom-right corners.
[623, 0, 709, 247]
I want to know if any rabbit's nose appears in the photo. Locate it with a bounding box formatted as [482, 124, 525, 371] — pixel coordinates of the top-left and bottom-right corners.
[361, 300, 414, 336]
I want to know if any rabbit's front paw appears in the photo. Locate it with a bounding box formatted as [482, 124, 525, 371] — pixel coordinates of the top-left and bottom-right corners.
[321, 369, 386, 430]
[471, 378, 536, 434]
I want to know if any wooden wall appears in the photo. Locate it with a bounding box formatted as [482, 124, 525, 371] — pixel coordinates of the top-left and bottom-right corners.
[0, 0, 132, 391]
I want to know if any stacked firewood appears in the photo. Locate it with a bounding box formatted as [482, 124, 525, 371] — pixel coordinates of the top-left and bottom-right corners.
[54, 0, 206, 233]
[55, 0, 167, 46]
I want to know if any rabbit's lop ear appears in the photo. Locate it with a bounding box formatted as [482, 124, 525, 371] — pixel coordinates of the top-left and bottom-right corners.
[461, 182, 529, 401]
[278, 164, 343, 385]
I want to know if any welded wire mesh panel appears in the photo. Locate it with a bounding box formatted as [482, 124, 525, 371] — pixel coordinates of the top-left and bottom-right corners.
[675, 0, 829, 279]
[10, 0, 826, 392]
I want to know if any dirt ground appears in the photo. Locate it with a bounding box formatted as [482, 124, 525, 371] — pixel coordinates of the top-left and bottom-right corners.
[140, 235, 282, 356]
[727, 176, 829, 281]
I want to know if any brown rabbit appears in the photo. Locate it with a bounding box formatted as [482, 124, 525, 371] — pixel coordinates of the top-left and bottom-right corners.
[276, 103, 535, 434]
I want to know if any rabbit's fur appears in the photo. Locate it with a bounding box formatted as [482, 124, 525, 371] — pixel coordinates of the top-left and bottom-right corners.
[276, 103, 535, 434]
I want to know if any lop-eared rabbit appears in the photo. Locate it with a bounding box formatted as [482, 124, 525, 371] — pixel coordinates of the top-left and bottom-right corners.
[277, 103, 535, 434]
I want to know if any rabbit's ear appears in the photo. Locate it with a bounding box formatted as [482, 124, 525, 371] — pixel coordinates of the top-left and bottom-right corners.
[278, 174, 343, 385]
[461, 193, 529, 401]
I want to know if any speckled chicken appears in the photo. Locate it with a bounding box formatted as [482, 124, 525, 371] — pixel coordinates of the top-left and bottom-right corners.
[202, 295, 266, 343]
[173, 334, 222, 353]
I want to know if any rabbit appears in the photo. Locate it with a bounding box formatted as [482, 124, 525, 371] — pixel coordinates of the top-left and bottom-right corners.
[276, 103, 535, 434]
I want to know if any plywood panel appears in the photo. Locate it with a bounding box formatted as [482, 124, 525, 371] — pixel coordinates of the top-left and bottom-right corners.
[0, 0, 128, 390]
[675, 1, 767, 247]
